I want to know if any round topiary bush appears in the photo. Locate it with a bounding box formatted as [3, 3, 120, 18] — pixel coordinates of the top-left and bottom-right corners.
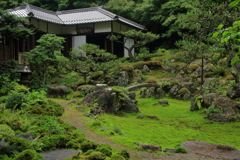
[26, 100, 64, 116]
[87, 151, 106, 160]
[14, 149, 43, 160]
[0, 124, 15, 141]
[5, 92, 27, 110]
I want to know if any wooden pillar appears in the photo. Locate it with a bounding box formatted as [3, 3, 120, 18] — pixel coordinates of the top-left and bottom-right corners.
[9, 38, 13, 59]
[2, 37, 5, 61]
[111, 21, 114, 54]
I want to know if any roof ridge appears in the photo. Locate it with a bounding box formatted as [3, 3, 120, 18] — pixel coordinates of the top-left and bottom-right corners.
[57, 6, 102, 15]
[23, 3, 57, 15]
[97, 7, 116, 19]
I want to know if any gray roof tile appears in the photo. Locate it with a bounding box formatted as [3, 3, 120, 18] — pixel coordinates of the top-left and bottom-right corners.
[8, 3, 145, 30]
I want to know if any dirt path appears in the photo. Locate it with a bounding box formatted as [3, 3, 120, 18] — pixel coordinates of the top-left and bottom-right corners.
[59, 102, 216, 160]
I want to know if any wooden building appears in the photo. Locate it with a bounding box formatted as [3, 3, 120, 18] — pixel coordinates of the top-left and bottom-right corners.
[0, 3, 145, 63]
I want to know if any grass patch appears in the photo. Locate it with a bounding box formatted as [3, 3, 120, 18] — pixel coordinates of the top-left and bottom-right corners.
[86, 96, 240, 150]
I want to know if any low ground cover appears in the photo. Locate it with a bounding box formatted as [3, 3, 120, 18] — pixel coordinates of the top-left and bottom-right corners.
[84, 96, 240, 150]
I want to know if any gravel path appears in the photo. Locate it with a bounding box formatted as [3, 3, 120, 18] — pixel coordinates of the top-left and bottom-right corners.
[59, 102, 217, 160]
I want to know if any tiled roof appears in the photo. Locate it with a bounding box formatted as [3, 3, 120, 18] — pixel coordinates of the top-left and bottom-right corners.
[8, 3, 145, 30]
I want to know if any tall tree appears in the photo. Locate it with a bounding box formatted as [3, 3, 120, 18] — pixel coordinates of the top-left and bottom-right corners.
[24, 34, 65, 86]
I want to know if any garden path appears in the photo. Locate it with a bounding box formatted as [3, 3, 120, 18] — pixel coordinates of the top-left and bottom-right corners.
[59, 102, 216, 160]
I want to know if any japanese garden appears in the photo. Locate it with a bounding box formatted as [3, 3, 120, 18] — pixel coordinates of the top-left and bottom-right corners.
[0, 0, 240, 159]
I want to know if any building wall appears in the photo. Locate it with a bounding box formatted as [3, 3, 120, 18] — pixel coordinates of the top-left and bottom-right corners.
[95, 21, 111, 33]
[48, 23, 61, 34]
[61, 25, 76, 34]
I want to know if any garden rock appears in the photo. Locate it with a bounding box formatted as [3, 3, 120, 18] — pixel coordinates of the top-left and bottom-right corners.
[163, 148, 176, 153]
[136, 115, 159, 120]
[158, 100, 169, 105]
[207, 96, 240, 122]
[47, 85, 69, 98]
[82, 86, 138, 114]
[181, 141, 240, 160]
[94, 84, 108, 91]
[155, 87, 164, 99]
[118, 71, 129, 87]
[201, 93, 220, 108]
[190, 97, 199, 111]
[135, 143, 162, 152]
[40, 149, 80, 160]
[16, 133, 35, 140]
[194, 67, 202, 77]
[181, 82, 198, 94]
[143, 65, 150, 73]
[169, 85, 179, 98]
[134, 69, 143, 75]
[0, 140, 6, 147]
[129, 92, 136, 100]
[227, 83, 240, 99]
[132, 77, 142, 83]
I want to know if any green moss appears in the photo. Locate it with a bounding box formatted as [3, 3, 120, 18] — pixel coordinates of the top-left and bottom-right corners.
[85, 96, 240, 150]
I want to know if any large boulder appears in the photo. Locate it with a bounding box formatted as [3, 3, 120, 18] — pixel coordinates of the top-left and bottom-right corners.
[227, 83, 240, 99]
[118, 71, 129, 87]
[82, 85, 138, 114]
[47, 85, 70, 98]
[207, 96, 240, 122]
[201, 93, 221, 108]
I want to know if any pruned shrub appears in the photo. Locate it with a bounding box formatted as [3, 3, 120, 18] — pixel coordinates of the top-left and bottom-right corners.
[77, 85, 95, 96]
[133, 61, 161, 70]
[26, 100, 64, 116]
[41, 135, 69, 150]
[175, 146, 187, 153]
[145, 78, 157, 83]
[13, 149, 43, 160]
[116, 65, 134, 77]
[0, 124, 15, 141]
[87, 151, 106, 160]
[111, 154, 125, 160]
[96, 144, 112, 156]
[119, 149, 130, 160]
[178, 88, 190, 95]
[81, 140, 98, 152]
[5, 92, 27, 110]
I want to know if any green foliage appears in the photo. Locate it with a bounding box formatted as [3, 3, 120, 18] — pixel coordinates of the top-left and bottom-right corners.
[91, 121, 101, 128]
[26, 91, 47, 106]
[119, 149, 130, 160]
[206, 104, 222, 117]
[70, 43, 126, 83]
[110, 154, 125, 160]
[81, 140, 98, 152]
[0, 8, 33, 40]
[0, 124, 15, 141]
[136, 47, 151, 61]
[145, 78, 157, 83]
[175, 146, 187, 153]
[13, 149, 43, 160]
[41, 135, 69, 150]
[26, 100, 64, 116]
[96, 144, 112, 156]
[0, 74, 18, 96]
[77, 85, 95, 96]
[87, 151, 106, 160]
[24, 34, 65, 87]
[5, 92, 27, 110]
[13, 84, 29, 93]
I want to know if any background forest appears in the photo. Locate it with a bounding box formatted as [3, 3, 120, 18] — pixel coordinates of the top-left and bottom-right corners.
[2, 0, 238, 50]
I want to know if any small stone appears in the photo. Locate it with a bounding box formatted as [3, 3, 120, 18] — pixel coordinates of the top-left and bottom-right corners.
[163, 148, 176, 153]
[158, 100, 169, 105]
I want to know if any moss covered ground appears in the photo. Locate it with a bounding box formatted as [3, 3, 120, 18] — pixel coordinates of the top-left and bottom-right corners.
[83, 96, 240, 150]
